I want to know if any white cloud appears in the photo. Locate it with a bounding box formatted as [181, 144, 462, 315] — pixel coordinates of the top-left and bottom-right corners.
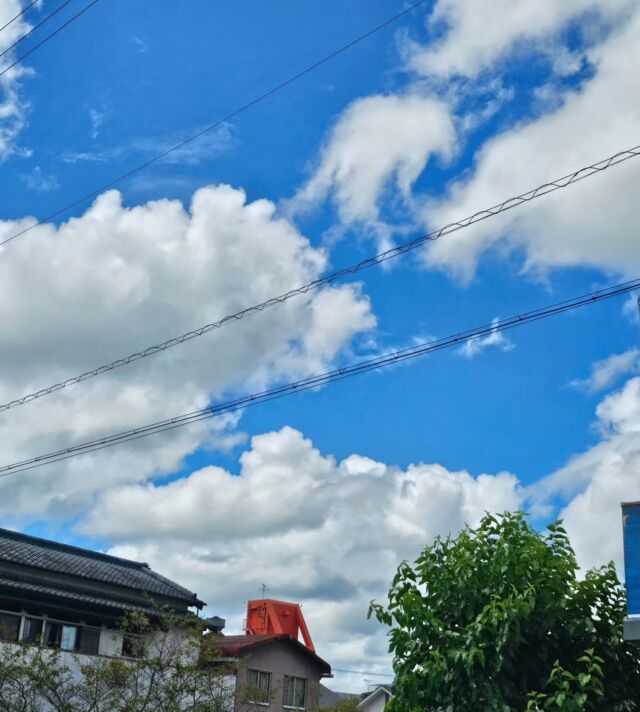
[88, 107, 106, 140]
[570, 348, 638, 394]
[0, 0, 34, 160]
[457, 318, 515, 359]
[407, 0, 633, 79]
[129, 36, 146, 53]
[422, 6, 640, 281]
[81, 425, 521, 690]
[19, 165, 59, 192]
[59, 124, 236, 167]
[530, 376, 640, 573]
[0, 184, 374, 522]
[291, 94, 455, 235]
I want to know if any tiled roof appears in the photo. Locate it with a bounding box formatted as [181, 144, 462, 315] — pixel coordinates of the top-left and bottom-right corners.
[0, 576, 157, 615]
[217, 634, 331, 674]
[0, 528, 203, 607]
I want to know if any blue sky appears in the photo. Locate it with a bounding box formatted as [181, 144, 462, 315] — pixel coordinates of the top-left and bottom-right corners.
[1, 0, 640, 691]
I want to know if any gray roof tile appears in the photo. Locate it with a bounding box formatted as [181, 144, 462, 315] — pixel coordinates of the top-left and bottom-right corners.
[0, 528, 203, 607]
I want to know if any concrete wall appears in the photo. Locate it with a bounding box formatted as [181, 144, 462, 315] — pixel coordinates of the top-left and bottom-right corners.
[235, 640, 324, 712]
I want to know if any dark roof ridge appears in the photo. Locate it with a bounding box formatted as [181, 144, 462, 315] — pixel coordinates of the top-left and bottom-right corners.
[217, 633, 331, 674]
[144, 567, 202, 600]
[0, 527, 148, 570]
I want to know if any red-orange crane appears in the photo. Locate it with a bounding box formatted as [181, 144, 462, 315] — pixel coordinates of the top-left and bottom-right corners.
[244, 599, 316, 653]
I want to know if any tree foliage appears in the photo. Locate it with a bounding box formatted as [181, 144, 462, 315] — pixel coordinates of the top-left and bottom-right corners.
[321, 698, 360, 712]
[0, 609, 237, 712]
[369, 511, 640, 712]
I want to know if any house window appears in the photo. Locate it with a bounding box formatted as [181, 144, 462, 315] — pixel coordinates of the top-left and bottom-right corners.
[0, 612, 20, 643]
[246, 669, 272, 704]
[283, 676, 306, 709]
[76, 626, 101, 656]
[44, 621, 78, 651]
[122, 633, 145, 659]
[21, 617, 43, 644]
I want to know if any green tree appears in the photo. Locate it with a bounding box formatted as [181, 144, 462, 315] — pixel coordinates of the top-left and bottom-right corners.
[369, 511, 640, 712]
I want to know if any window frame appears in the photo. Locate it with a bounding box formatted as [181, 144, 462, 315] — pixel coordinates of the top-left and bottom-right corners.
[0, 610, 21, 643]
[0, 607, 103, 656]
[283, 675, 307, 710]
[245, 668, 272, 706]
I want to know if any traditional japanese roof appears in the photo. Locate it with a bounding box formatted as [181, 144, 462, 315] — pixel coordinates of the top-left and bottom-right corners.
[0, 527, 204, 612]
[216, 633, 332, 675]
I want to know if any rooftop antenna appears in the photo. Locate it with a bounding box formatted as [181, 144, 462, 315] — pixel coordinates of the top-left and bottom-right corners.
[261, 583, 267, 597]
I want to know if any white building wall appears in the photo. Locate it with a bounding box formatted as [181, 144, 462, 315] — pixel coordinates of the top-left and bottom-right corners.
[360, 691, 390, 712]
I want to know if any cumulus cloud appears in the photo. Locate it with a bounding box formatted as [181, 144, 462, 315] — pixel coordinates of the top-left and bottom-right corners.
[570, 348, 638, 394]
[291, 94, 455, 237]
[81, 426, 521, 688]
[530, 376, 640, 574]
[422, 5, 640, 281]
[291, 1, 640, 275]
[0, 184, 374, 522]
[407, 0, 633, 79]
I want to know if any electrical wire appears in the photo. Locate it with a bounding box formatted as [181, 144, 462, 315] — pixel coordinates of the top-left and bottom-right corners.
[1, 144, 638, 415]
[332, 668, 393, 677]
[0, 278, 637, 477]
[0, 0, 39, 35]
[0, 0, 101, 80]
[0, 0, 76, 61]
[0, 0, 430, 246]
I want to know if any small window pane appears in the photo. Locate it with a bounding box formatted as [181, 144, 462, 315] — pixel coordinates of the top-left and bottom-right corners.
[77, 627, 100, 655]
[122, 634, 144, 659]
[284, 676, 306, 708]
[21, 617, 43, 644]
[294, 678, 306, 708]
[45, 622, 62, 647]
[0, 612, 20, 643]
[247, 669, 271, 703]
[60, 625, 77, 651]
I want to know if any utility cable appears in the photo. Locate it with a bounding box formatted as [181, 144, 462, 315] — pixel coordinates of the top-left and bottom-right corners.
[0, 278, 637, 477]
[0, 0, 101, 80]
[0, 0, 76, 61]
[0, 0, 430, 245]
[1, 145, 638, 415]
[332, 668, 394, 677]
[0, 0, 39, 35]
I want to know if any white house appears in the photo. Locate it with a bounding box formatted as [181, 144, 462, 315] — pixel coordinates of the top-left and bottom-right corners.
[0, 525, 205, 661]
[358, 684, 394, 712]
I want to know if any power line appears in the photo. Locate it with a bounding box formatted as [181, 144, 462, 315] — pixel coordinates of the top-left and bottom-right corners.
[333, 668, 393, 677]
[1, 144, 638, 415]
[0, 0, 431, 246]
[0, 0, 101, 80]
[0, 278, 637, 477]
[0, 0, 39, 35]
[0, 0, 75, 62]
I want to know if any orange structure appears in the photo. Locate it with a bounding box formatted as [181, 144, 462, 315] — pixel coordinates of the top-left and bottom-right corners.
[244, 599, 315, 653]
